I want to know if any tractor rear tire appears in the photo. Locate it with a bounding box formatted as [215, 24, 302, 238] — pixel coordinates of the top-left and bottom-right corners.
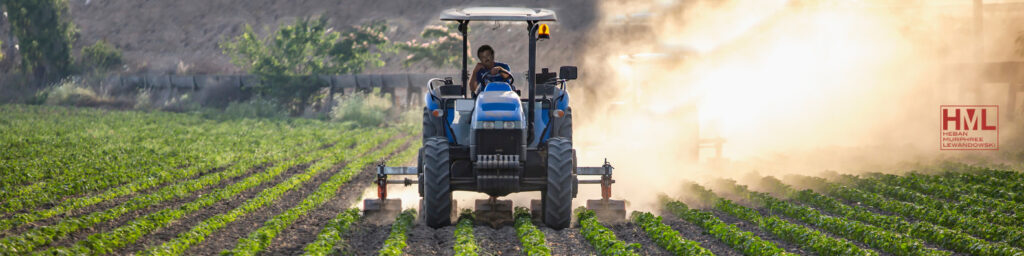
[544, 137, 573, 229]
[422, 136, 452, 228]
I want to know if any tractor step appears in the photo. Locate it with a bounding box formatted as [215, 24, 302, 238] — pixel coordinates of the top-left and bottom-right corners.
[530, 199, 543, 223]
[586, 199, 626, 223]
[474, 199, 514, 228]
[363, 199, 403, 223]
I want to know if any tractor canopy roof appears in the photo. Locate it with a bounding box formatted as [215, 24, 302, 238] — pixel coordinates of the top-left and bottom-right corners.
[440, 7, 556, 22]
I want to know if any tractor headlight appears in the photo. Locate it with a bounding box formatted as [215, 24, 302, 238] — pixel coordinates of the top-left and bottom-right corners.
[503, 121, 516, 129]
[482, 121, 495, 129]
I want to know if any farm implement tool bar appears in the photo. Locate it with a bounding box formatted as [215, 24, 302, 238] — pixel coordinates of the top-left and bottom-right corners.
[364, 160, 625, 226]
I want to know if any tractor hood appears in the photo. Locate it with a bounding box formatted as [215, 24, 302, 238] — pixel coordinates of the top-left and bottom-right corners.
[474, 90, 524, 122]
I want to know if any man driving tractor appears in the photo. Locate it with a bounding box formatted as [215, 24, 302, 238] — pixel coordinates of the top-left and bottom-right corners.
[468, 45, 512, 96]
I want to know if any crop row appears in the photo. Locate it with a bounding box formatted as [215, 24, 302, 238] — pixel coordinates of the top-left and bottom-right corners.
[771, 176, 1023, 256]
[0, 127, 365, 254]
[1, 106, 196, 199]
[223, 133, 406, 255]
[629, 211, 712, 256]
[513, 207, 551, 256]
[338, 142, 419, 256]
[454, 211, 480, 256]
[690, 183, 879, 256]
[378, 209, 417, 256]
[2, 108, 338, 215]
[810, 175, 1024, 249]
[866, 173, 1024, 227]
[0, 128, 347, 234]
[576, 207, 640, 256]
[731, 182, 941, 256]
[664, 199, 795, 256]
[934, 172, 1024, 204]
[300, 208, 361, 256]
[851, 174, 1019, 228]
[126, 132, 392, 256]
[32, 131, 388, 255]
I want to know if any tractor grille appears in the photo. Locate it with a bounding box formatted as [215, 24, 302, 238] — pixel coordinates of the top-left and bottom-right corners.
[474, 130, 521, 155]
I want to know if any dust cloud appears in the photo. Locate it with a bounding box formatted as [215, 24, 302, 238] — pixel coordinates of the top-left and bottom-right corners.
[570, 0, 1024, 211]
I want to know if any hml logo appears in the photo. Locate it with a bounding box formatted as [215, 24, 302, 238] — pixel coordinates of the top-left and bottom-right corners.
[942, 108, 996, 131]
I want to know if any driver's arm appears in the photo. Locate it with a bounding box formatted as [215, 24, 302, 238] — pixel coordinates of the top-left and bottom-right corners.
[468, 64, 483, 97]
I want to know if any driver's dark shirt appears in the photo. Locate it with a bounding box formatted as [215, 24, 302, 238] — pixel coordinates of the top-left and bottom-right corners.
[475, 62, 512, 86]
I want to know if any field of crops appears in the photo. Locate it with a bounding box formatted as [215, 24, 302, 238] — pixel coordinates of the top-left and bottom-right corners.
[3, 104, 1024, 256]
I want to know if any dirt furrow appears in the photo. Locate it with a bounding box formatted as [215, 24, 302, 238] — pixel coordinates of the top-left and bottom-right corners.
[474, 226, 523, 255]
[181, 158, 347, 255]
[112, 161, 315, 254]
[710, 209, 814, 255]
[608, 222, 674, 255]
[41, 162, 277, 250]
[541, 227, 594, 256]
[2, 165, 231, 238]
[262, 164, 379, 255]
[658, 213, 743, 256]
[261, 139, 412, 255]
[402, 225, 457, 256]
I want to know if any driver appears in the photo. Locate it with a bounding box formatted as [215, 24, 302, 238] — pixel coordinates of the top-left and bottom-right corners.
[468, 45, 512, 96]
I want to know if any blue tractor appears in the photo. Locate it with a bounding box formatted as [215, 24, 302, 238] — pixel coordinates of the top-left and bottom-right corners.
[365, 7, 623, 229]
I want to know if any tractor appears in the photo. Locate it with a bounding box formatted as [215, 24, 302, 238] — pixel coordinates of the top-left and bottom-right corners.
[363, 7, 624, 229]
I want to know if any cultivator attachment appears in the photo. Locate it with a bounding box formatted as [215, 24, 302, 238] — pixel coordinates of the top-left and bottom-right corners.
[579, 160, 626, 223]
[363, 165, 416, 221]
[530, 159, 625, 223]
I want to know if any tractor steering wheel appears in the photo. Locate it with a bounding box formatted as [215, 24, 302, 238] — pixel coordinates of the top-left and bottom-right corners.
[482, 72, 514, 86]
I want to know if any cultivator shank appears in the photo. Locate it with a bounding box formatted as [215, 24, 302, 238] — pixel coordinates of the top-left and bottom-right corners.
[362, 165, 416, 221]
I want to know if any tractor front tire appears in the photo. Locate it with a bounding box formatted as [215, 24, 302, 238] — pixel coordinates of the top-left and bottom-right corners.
[422, 136, 452, 228]
[544, 137, 573, 229]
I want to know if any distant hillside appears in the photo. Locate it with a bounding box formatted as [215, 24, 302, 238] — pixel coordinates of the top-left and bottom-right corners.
[64, 0, 597, 74]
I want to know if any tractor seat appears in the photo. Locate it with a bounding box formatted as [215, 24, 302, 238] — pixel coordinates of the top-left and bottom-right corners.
[437, 84, 465, 97]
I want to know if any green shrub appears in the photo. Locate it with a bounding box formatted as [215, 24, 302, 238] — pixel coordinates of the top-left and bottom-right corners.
[81, 40, 122, 71]
[39, 77, 100, 105]
[330, 89, 392, 127]
[221, 16, 390, 114]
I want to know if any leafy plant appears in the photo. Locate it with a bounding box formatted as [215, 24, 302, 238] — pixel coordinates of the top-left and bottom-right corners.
[665, 200, 795, 256]
[630, 211, 712, 256]
[301, 209, 361, 256]
[0, 107, 363, 254]
[514, 207, 551, 256]
[221, 17, 390, 114]
[378, 209, 418, 256]
[455, 210, 480, 256]
[80, 40, 122, 71]
[576, 207, 641, 256]
[769, 175, 1024, 256]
